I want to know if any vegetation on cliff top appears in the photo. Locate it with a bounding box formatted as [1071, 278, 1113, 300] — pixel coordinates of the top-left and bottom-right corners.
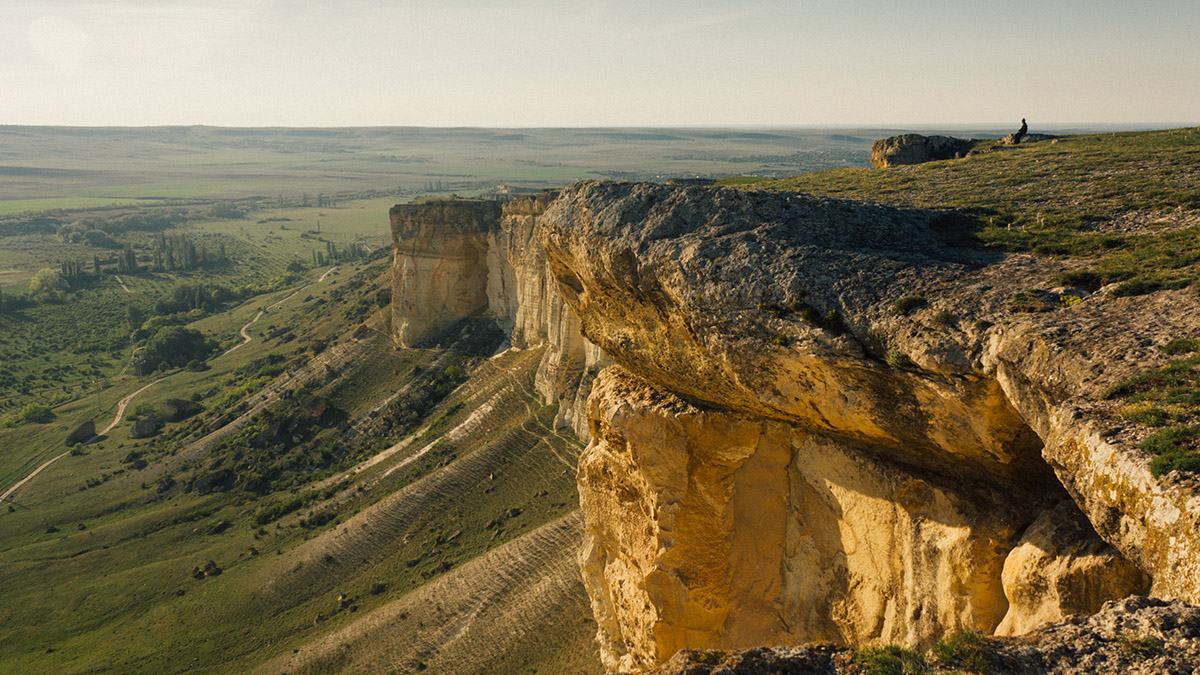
[727, 128, 1200, 295]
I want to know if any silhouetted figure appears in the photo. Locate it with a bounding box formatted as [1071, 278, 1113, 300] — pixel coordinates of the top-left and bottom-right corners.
[1013, 118, 1028, 144]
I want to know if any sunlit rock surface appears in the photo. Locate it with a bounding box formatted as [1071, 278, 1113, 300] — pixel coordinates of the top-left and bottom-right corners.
[392, 182, 1200, 672]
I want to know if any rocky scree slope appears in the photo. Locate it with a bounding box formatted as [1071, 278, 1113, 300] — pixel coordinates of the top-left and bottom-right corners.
[390, 174, 1200, 673]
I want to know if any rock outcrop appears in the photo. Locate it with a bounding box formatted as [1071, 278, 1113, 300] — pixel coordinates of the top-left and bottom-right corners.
[390, 181, 1200, 673]
[634, 596, 1200, 675]
[870, 134, 974, 167]
[390, 196, 607, 437]
[157, 398, 204, 422]
[1001, 132, 1057, 145]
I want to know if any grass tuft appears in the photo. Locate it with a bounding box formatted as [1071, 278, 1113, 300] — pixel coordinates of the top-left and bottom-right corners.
[893, 295, 926, 316]
[853, 645, 928, 675]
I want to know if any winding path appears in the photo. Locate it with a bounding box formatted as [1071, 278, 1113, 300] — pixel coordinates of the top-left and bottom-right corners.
[100, 378, 163, 436]
[2, 266, 339, 504]
[0, 450, 70, 502]
[222, 266, 337, 357]
[113, 275, 133, 294]
[0, 378, 164, 503]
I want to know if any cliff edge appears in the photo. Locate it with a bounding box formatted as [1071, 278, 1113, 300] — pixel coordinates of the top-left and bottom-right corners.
[390, 133, 1200, 673]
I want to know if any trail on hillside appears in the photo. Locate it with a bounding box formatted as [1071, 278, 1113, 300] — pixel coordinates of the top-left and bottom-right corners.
[0, 377, 164, 503]
[0, 450, 70, 503]
[0, 266, 341, 502]
[100, 378, 163, 436]
[222, 266, 337, 357]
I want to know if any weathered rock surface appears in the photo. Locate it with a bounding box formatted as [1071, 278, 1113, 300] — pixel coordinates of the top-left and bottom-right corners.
[130, 415, 160, 439]
[391, 196, 607, 437]
[158, 398, 203, 422]
[632, 596, 1200, 675]
[390, 201, 502, 347]
[390, 181, 1200, 673]
[1001, 132, 1057, 145]
[870, 134, 974, 167]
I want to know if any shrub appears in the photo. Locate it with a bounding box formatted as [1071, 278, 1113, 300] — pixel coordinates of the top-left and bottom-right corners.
[132, 326, 218, 376]
[931, 310, 954, 328]
[1060, 294, 1083, 307]
[974, 319, 994, 331]
[932, 629, 987, 670]
[1122, 402, 1172, 427]
[853, 645, 927, 675]
[1118, 633, 1163, 656]
[1162, 338, 1200, 356]
[1111, 276, 1167, 297]
[886, 351, 915, 370]
[893, 295, 926, 316]
[1008, 289, 1054, 312]
[1139, 425, 1200, 476]
[20, 402, 55, 423]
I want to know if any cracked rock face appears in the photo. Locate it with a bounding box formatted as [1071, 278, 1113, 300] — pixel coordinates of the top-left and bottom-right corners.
[392, 182, 1200, 673]
[535, 182, 1186, 671]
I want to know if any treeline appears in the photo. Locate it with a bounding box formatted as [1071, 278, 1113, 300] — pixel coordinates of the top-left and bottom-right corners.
[58, 212, 188, 243]
[150, 233, 228, 272]
[311, 240, 370, 267]
[153, 282, 238, 315]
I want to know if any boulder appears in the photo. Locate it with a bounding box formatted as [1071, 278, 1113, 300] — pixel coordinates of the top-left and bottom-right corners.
[1002, 132, 1057, 145]
[871, 134, 974, 167]
[157, 398, 203, 422]
[65, 420, 96, 446]
[130, 415, 160, 439]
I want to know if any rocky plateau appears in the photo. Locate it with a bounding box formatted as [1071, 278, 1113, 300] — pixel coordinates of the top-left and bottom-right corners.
[390, 177, 1200, 673]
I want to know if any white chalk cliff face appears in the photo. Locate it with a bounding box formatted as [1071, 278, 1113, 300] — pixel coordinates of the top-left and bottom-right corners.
[392, 182, 1200, 673]
[390, 195, 605, 439]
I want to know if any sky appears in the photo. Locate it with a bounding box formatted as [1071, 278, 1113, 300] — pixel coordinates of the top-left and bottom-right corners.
[1, 0, 1198, 128]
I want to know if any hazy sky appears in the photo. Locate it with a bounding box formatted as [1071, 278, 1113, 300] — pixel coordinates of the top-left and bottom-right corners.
[2, 0, 1197, 127]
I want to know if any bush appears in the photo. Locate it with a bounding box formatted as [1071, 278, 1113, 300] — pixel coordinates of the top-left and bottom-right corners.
[1162, 338, 1200, 356]
[893, 295, 926, 316]
[1118, 633, 1163, 656]
[132, 326, 218, 376]
[931, 310, 954, 328]
[20, 402, 55, 423]
[886, 351, 915, 370]
[853, 645, 927, 675]
[1139, 425, 1200, 476]
[1111, 276, 1168, 297]
[1123, 403, 1172, 427]
[931, 629, 987, 670]
[1008, 289, 1055, 312]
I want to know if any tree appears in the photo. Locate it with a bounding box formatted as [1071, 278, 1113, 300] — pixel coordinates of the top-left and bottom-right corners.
[29, 268, 67, 298]
[132, 326, 218, 376]
[126, 305, 145, 331]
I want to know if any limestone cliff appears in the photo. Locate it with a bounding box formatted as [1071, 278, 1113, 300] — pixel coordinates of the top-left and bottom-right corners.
[391, 182, 1200, 673]
[390, 197, 605, 437]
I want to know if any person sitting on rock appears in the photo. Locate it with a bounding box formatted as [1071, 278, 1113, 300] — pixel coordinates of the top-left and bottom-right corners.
[1014, 118, 1028, 144]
